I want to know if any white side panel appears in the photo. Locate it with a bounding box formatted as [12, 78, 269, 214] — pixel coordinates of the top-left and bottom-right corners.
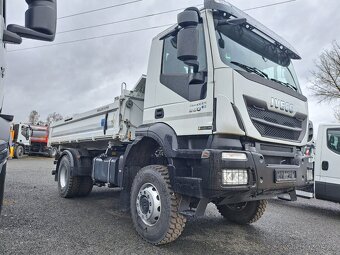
[314, 126, 324, 182]
[214, 68, 245, 136]
[49, 91, 144, 145]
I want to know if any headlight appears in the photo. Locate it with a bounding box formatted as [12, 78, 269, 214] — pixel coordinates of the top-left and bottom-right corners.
[307, 169, 314, 181]
[222, 152, 247, 161]
[222, 169, 248, 185]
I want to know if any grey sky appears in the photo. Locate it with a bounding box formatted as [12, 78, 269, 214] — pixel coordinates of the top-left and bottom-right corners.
[3, 0, 340, 133]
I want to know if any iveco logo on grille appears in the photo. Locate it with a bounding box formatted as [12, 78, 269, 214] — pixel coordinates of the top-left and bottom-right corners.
[270, 98, 294, 113]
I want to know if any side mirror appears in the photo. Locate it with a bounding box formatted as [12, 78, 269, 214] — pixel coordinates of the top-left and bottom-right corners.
[6, 0, 57, 43]
[177, 9, 200, 71]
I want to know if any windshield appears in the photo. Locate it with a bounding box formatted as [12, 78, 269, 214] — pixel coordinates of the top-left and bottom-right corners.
[215, 22, 300, 92]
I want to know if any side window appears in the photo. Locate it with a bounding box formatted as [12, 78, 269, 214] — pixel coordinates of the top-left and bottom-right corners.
[162, 39, 190, 75]
[327, 129, 340, 154]
[160, 24, 207, 101]
[162, 24, 207, 75]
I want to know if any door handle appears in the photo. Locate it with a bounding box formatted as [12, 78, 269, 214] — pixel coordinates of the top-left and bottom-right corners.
[322, 161, 329, 171]
[155, 108, 164, 119]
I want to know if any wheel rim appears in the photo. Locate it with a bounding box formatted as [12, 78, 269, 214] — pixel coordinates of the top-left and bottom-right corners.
[136, 183, 161, 226]
[59, 166, 67, 188]
[227, 202, 248, 211]
[17, 147, 23, 157]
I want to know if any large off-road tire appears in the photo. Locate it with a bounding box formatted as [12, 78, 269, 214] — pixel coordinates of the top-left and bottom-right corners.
[216, 200, 267, 225]
[57, 155, 80, 198]
[130, 165, 186, 245]
[14, 145, 24, 159]
[77, 176, 93, 197]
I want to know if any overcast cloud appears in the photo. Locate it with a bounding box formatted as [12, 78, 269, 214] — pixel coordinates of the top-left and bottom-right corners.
[3, 0, 340, 134]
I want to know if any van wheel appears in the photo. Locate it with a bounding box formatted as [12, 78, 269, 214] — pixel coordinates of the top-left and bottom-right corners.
[14, 145, 24, 159]
[130, 165, 186, 245]
[216, 200, 267, 225]
[57, 155, 80, 198]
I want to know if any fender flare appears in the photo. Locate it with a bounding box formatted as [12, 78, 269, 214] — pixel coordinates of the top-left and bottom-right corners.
[134, 122, 179, 158]
[120, 123, 179, 188]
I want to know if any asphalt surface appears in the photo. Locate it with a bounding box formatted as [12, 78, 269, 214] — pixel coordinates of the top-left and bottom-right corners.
[0, 158, 339, 255]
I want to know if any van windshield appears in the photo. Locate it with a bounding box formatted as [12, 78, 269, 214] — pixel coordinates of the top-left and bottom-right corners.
[215, 21, 300, 93]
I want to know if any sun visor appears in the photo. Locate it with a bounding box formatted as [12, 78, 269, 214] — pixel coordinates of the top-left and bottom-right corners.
[204, 0, 301, 60]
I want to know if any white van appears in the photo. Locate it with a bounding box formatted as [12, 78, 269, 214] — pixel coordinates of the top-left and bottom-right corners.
[314, 124, 340, 203]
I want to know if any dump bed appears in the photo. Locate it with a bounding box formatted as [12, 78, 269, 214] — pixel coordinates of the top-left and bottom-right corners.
[49, 77, 145, 148]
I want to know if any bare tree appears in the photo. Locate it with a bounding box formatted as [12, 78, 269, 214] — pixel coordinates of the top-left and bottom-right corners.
[309, 41, 340, 121]
[335, 107, 340, 122]
[309, 41, 340, 103]
[46, 112, 63, 126]
[28, 110, 40, 125]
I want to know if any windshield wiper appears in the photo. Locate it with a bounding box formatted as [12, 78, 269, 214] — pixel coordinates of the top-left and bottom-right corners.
[230, 61, 269, 80]
[270, 78, 298, 91]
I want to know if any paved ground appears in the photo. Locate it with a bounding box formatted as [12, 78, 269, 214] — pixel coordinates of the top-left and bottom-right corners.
[0, 157, 339, 255]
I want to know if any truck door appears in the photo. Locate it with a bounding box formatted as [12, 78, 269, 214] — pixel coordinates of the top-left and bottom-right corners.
[150, 15, 214, 136]
[317, 128, 340, 202]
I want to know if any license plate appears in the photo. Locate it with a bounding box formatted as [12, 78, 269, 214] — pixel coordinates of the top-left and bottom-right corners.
[275, 170, 297, 183]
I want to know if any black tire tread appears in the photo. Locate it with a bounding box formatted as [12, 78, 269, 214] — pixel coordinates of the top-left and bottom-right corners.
[77, 177, 93, 197]
[217, 200, 267, 225]
[132, 165, 186, 245]
[58, 156, 81, 198]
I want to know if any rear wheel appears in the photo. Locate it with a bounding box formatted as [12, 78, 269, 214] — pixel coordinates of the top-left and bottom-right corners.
[130, 165, 186, 245]
[57, 155, 80, 198]
[216, 200, 267, 225]
[77, 177, 93, 197]
[14, 145, 24, 159]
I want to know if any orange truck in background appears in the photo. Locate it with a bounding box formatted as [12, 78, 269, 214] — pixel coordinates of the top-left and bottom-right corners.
[9, 128, 14, 159]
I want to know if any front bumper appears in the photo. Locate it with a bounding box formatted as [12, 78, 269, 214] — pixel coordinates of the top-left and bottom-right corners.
[174, 147, 308, 201]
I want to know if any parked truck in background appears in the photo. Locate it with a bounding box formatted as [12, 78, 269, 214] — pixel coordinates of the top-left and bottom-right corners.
[50, 0, 312, 245]
[11, 123, 56, 158]
[298, 124, 340, 203]
[0, 0, 57, 214]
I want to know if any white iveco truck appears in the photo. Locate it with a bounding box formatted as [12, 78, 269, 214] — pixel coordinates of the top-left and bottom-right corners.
[0, 0, 57, 215]
[50, 0, 312, 244]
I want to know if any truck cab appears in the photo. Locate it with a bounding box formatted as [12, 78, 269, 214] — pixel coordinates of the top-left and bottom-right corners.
[143, 0, 310, 198]
[314, 124, 340, 203]
[12, 123, 31, 158]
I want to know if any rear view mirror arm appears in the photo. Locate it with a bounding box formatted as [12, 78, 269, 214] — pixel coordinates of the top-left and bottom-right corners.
[7, 24, 55, 42]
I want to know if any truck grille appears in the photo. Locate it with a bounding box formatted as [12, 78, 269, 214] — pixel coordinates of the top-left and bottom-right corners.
[247, 105, 305, 141]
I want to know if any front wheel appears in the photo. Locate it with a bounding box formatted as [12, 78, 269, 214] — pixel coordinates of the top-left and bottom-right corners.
[216, 200, 267, 225]
[14, 145, 24, 159]
[130, 165, 186, 245]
